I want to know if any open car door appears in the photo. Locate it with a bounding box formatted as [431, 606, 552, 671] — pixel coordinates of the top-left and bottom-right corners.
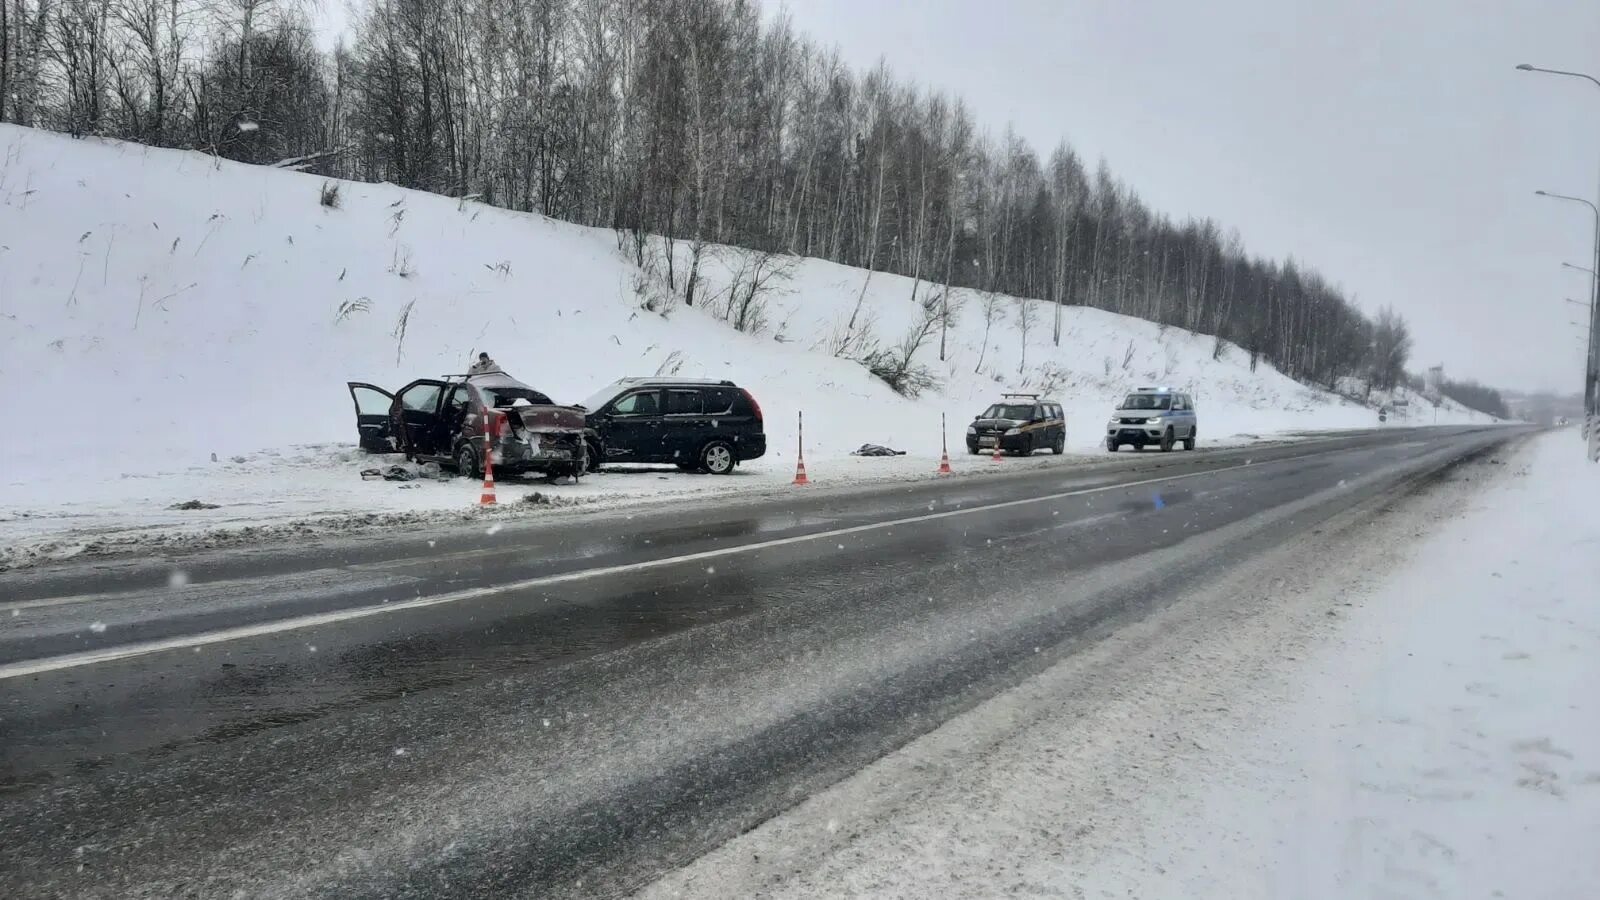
[347, 382, 397, 453]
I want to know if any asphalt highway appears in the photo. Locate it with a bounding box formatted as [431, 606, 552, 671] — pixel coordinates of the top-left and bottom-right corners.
[0, 425, 1529, 898]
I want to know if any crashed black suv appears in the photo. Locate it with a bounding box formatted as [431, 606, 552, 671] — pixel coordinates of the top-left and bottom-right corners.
[578, 377, 766, 474]
[347, 373, 589, 479]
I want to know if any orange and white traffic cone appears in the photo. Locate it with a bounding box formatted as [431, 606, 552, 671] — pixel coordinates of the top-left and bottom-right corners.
[793, 409, 811, 485]
[479, 413, 498, 506]
[991, 443, 1004, 463]
[938, 413, 953, 475]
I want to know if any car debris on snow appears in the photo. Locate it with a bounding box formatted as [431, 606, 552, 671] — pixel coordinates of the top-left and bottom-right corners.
[850, 443, 907, 457]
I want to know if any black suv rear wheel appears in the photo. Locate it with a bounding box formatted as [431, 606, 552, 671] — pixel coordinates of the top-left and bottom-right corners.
[700, 440, 736, 475]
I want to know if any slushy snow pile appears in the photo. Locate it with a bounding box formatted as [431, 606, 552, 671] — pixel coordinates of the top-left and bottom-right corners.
[0, 124, 1494, 560]
[640, 430, 1599, 899]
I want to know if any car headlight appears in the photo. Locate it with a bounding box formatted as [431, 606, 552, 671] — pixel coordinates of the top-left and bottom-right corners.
[1004, 427, 1022, 435]
[966, 425, 977, 435]
[1147, 417, 1163, 425]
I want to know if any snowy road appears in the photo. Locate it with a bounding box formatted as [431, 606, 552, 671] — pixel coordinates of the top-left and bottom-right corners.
[0, 425, 1529, 898]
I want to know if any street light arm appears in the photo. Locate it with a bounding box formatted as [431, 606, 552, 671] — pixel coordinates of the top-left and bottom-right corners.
[1516, 64, 1600, 91]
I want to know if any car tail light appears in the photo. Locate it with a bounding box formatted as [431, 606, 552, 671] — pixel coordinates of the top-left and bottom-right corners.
[742, 389, 763, 422]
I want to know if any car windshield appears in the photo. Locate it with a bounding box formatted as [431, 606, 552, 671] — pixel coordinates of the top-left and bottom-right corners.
[479, 385, 552, 407]
[983, 404, 1035, 420]
[578, 382, 628, 411]
[1121, 394, 1172, 411]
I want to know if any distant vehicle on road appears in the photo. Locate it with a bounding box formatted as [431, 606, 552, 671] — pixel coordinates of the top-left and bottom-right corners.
[1106, 387, 1197, 452]
[578, 377, 766, 474]
[966, 393, 1067, 456]
[347, 373, 589, 479]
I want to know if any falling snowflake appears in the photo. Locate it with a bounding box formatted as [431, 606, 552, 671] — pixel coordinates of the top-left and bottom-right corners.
[542, 718, 551, 728]
[486, 524, 503, 536]
[168, 570, 190, 588]
[394, 748, 409, 757]
[308, 644, 318, 653]
[705, 566, 716, 575]
[90, 621, 107, 634]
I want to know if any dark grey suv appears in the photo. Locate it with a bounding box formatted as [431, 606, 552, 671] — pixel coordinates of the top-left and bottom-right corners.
[579, 378, 767, 474]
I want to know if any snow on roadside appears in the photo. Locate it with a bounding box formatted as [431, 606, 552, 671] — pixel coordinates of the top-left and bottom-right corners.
[638, 431, 1599, 900]
[0, 442, 1100, 569]
[0, 123, 1496, 565]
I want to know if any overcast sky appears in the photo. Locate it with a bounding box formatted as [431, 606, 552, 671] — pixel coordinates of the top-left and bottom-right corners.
[766, 0, 1600, 394]
[318, 1, 1600, 392]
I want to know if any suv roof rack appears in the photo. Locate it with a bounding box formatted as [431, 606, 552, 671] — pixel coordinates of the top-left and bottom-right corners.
[616, 376, 737, 386]
[1002, 392, 1040, 399]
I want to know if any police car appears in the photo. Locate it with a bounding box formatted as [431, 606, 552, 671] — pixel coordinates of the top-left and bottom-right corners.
[1106, 387, 1197, 452]
[966, 393, 1067, 456]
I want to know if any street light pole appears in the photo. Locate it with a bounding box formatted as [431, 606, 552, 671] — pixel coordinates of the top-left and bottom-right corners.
[1519, 64, 1600, 433]
[1535, 190, 1600, 422]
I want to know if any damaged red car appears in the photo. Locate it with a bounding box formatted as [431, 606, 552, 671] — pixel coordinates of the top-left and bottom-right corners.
[347, 373, 590, 480]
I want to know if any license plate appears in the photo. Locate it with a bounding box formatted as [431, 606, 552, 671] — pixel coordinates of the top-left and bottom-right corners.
[978, 436, 997, 447]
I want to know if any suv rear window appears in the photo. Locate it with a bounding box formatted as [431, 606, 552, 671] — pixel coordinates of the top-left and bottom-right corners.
[704, 387, 736, 415]
[666, 390, 703, 415]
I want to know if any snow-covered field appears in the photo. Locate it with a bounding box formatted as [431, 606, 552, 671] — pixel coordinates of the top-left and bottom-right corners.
[0, 124, 1494, 564]
[640, 430, 1599, 899]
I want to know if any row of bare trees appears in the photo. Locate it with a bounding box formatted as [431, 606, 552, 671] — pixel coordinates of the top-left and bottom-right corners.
[2, 0, 1412, 388]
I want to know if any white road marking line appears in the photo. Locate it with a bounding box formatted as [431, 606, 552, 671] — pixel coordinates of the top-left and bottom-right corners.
[0, 569, 412, 613]
[0, 436, 1483, 680]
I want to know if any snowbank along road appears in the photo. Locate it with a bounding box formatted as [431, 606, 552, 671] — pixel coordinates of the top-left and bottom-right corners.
[0, 423, 1528, 898]
[0, 123, 1497, 569]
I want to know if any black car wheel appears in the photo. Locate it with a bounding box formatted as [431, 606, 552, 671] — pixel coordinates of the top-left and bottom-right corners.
[700, 441, 736, 475]
[583, 437, 604, 474]
[1106, 439, 1118, 452]
[457, 444, 482, 479]
[1183, 428, 1196, 451]
[1052, 433, 1066, 454]
[1160, 429, 1175, 453]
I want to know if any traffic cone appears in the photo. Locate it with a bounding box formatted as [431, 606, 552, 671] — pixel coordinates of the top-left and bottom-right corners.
[991, 444, 1004, 463]
[938, 413, 953, 475]
[479, 416, 498, 506]
[793, 410, 811, 485]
